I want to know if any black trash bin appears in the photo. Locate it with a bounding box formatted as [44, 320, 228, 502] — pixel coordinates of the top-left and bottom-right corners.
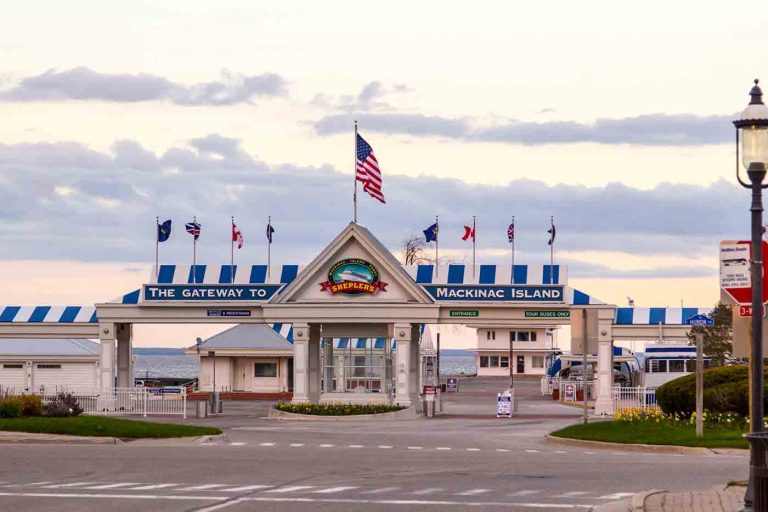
[747, 433, 768, 510]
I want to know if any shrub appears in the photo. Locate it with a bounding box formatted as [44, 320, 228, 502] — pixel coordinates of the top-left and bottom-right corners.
[18, 394, 43, 417]
[656, 365, 762, 417]
[43, 392, 84, 417]
[275, 402, 406, 416]
[0, 397, 24, 418]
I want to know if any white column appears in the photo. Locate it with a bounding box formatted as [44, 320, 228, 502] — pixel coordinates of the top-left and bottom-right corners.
[99, 323, 116, 391]
[395, 323, 412, 407]
[116, 323, 133, 388]
[594, 309, 615, 416]
[291, 323, 310, 403]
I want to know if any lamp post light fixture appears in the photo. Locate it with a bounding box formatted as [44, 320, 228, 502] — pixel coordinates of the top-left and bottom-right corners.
[734, 79, 768, 512]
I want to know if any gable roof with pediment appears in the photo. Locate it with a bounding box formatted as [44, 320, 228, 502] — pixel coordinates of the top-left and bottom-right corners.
[272, 222, 434, 305]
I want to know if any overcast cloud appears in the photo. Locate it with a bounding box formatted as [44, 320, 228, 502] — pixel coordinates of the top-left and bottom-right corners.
[315, 112, 732, 146]
[0, 135, 741, 279]
[0, 67, 287, 105]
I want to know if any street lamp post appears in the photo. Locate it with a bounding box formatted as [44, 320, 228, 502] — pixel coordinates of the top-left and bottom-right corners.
[734, 79, 768, 512]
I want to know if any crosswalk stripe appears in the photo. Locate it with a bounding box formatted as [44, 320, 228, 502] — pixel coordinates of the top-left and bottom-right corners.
[221, 485, 270, 492]
[84, 483, 142, 490]
[456, 488, 490, 496]
[313, 486, 358, 494]
[128, 483, 179, 490]
[411, 487, 444, 495]
[265, 485, 314, 493]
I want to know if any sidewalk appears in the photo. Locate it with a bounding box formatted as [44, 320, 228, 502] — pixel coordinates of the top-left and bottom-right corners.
[641, 486, 745, 512]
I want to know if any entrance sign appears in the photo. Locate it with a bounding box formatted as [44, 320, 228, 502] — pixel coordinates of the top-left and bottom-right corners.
[207, 309, 251, 318]
[144, 284, 281, 302]
[496, 392, 512, 418]
[424, 285, 564, 302]
[525, 310, 570, 318]
[449, 310, 479, 318]
[319, 258, 388, 296]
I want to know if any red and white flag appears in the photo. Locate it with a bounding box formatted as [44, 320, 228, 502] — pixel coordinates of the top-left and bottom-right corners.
[461, 225, 475, 242]
[356, 133, 385, 204]
[232, 222, 244, 249]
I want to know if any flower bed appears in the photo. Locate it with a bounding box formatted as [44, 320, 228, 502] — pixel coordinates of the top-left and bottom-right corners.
[274, 402, 406, 416]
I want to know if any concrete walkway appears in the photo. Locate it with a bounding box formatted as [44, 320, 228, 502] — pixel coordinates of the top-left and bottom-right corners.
[640, 486, 745, 512]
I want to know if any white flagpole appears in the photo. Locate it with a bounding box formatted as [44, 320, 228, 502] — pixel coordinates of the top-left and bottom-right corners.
[155, 216, 159, 282]
[472, 215, 477, 279]
[267, 216, 272, 283]
[435, 215, 439, 280]
[230, 216, 235, 284]
[192, 215, 197, 284]
[511, 215, 515, 276]
[353, 121, 358, 224]
[550, 215, 554, 284]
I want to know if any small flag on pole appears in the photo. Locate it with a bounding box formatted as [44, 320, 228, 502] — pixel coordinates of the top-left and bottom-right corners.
[547, 223, 556, 245]
[461, 225, 475, 242]
[232, 222, 244, 249]
[157, 220, 172, 242]
[423, 223, 438, 243]
[185, 221, 201, 240]
[355, 134, 385, 204]
[266, 222, 275, 244]
[507, 222, 515, 243]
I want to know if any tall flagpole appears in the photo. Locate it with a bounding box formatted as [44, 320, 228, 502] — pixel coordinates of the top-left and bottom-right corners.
[230, 216, 235, 284]
[267, 216, 272, 283]
[550, 215, 555, 284]
[435, 215, 439, 279]
[472, 215, 477, 279]
[511, 215, 515, 271]
[155, 216, 159, 282]
[192, 215, 197, 284]
[353, 121, 358, 224]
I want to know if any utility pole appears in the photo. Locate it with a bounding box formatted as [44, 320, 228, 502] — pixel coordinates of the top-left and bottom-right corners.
[695, 330, 704, 438]
[582, 308, 589, 425]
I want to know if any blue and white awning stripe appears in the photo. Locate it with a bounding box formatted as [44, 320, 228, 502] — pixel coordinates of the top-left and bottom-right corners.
[152, 264, 301, 285]
[614, 307, 712, 325]
[269, 323, 294, 343]
[322, 337, 391, 350]
[0, 306, 97, 323]
[565, 288, 605, 306]
[403, 264, 567, 285]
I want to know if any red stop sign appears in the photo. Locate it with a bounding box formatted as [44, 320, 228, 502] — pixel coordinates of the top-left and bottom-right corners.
[723, 240, 768, 305]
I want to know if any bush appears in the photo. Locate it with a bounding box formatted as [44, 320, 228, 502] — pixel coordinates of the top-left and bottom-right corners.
[275, 402, 405, 416]
[43, 392, 83, 418]
[656, 365, 762, 417]
[18, 395, 43, 417]
[0, 398, 24, 418]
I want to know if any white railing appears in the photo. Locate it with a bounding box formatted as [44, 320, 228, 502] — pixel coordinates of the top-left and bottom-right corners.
[541, 376, 555, 395]
[3, 387, 187, 418]
[557, 379, 596, 401]
[611, 386, 658, 413]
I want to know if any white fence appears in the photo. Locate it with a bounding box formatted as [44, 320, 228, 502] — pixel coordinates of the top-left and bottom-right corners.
[2, 387, 187, 418]
[611, 386, 659, 413]
[540, 378, 596, 401]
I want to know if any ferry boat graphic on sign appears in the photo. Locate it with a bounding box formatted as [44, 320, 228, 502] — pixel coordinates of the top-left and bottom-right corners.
[320, 259, 388, 296]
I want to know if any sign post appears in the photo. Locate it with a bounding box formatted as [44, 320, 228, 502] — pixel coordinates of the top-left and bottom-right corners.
[687, 314, 714, 439]
[497, 392, 512, 418]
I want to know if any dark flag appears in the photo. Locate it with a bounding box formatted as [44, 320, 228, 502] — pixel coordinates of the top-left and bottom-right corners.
[423, 222, 438, 243]
[547, 224, 556, 245]
[185, 221, 201, 240]
[157, 219, 172, 242]
[507, 222, 515, 243]
[266, 222, 275, 244]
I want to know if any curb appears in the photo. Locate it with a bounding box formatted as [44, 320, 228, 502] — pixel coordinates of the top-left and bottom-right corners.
[546, 435, 745, 455]
[267, 406, 418, 421]
[0, 431, 122, 445]
[630, 489, 666, 511]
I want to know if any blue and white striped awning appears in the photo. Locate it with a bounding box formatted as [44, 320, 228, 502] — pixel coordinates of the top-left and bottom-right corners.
[322, 337, 391, 350]
[565, 288, 605, 306]
[270, 323, 293, 343]
[403, 264, 567, 285]
[614, 307, 712, 325]
[0, 306, 97, 323]
[152, 264, 301, 285]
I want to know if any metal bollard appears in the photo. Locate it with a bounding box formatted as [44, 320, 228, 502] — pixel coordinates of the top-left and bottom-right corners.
[424, 393, 435, 418]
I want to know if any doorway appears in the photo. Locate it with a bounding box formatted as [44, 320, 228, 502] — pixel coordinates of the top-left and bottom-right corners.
[516, 355, 525, 374]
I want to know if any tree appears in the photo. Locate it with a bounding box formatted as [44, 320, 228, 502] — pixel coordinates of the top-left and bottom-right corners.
[687, 302, 733, 366]
[402, 233, 433, 265]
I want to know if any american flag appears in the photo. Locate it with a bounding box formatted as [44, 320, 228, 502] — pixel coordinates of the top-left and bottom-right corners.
[185, 221, 201, 240]
[507, 222, 515, 243]
[356, 134, 385, 204]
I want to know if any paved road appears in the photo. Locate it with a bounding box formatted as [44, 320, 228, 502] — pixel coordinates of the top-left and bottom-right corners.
[0, 378, 748, 511]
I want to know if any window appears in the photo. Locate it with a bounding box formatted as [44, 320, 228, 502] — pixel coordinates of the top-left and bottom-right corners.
[486, 331, 496, 340]
[500, 356, 509, 368]
[517, 332, 530, 342]
[532, 356, 544, 368]
[254, 362, 278, 378]
[2, 364, 22, 369]
[650, 359, 667, 373]
[489, 356, 499, 367]
[668, 360, 685, 373]
[480, 356, 489, 368]
[530, 332, 537, 342]
[36, 364, 61, 369]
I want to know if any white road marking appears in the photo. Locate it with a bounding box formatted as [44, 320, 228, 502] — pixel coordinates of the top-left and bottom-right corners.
[180, 484, 230, 491]
[319, 444, 335, 448]
[129, 483, 180, 490]
[360, 487, 399, 494]
[456, 488, 490, 496]
[436, 447, 452, 451]
[42, 482, 99, 488]
[348, 444, 364, 448]
[598, 492, 635, 499]
[584, 451, 596, 455]
[259, 442, 275, 447]
[221, 485, 270, 492]
[412, 487, 444, 495]
[0, 491, 222, 502]
[313, 486, 358, 494]
[466, 448, 481, 452]
[84, 483, 142, 490]
[229, 442, 247, 447]
[289, 443, 304, 447]
[265, 485, 315, 493]
[554, 450, 568, 454]
[407, 446, 423, 450]
[508, 490, 540, 497]
[495, 448, 510, 452]
[6, 481, 51, 488]
[555, 491, 589, 497]
[378, 445, 393, 449]
[524, 449, 540, 453]
[195, 499, 246, 512]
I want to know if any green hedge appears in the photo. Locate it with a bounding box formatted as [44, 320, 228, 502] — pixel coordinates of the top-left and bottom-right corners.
[275, 402, 406, 416]
[656, 365, 764, 417]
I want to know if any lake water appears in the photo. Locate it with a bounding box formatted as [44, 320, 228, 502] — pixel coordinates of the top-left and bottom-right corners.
[134, 354, 477, 379]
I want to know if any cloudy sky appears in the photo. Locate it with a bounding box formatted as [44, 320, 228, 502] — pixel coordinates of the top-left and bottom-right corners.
[0, 1, 764, 346]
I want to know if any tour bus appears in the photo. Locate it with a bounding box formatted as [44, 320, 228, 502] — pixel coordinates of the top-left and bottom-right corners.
[641, 343, 711, 387]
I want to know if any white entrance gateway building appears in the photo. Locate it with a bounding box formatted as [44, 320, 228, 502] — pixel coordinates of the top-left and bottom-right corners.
[0, 222, 709, 415]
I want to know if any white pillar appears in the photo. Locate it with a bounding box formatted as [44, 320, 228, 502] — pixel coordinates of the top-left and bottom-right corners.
[291, 323, 310, 403]
[395, 323, 412, 407]
[116, 323, 133, 388]
[594, 309, 615, 415]
[99, 323, 116, 391]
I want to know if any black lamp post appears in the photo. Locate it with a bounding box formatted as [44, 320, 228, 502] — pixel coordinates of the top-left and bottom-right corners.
[735, 79, 768, 512]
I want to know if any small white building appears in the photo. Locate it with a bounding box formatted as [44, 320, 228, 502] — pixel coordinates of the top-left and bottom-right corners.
[0, 338, 100, 392]
[186, 324, 293, 393]
[469, 326, 558, 377]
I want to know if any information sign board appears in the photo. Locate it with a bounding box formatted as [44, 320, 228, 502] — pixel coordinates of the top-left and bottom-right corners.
[686, 314, 714, 327]
[446, 378, 459, 392]
[563, 383, 576, 401]
[496, 393, 512, 418]
[449, 310, 479, 318]
[524, 310, 570, 318]
[720, 240, 768, 305]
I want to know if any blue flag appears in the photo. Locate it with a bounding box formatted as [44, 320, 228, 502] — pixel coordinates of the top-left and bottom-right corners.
[423, 222, 438, 243]
[157, 219, 172, 242]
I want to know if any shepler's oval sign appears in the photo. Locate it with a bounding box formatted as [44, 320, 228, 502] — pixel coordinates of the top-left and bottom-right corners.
[320, 259, 388, 295]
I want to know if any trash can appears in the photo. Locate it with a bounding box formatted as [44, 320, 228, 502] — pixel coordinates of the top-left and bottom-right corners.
[196, 400, 208, 418]
[747, 433, 768, 510]
[424, 393, 435, 418]
[210, 391, 221, 415]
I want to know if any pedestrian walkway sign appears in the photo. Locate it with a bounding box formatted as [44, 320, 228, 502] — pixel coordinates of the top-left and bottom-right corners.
[497, 393, 512, 418]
